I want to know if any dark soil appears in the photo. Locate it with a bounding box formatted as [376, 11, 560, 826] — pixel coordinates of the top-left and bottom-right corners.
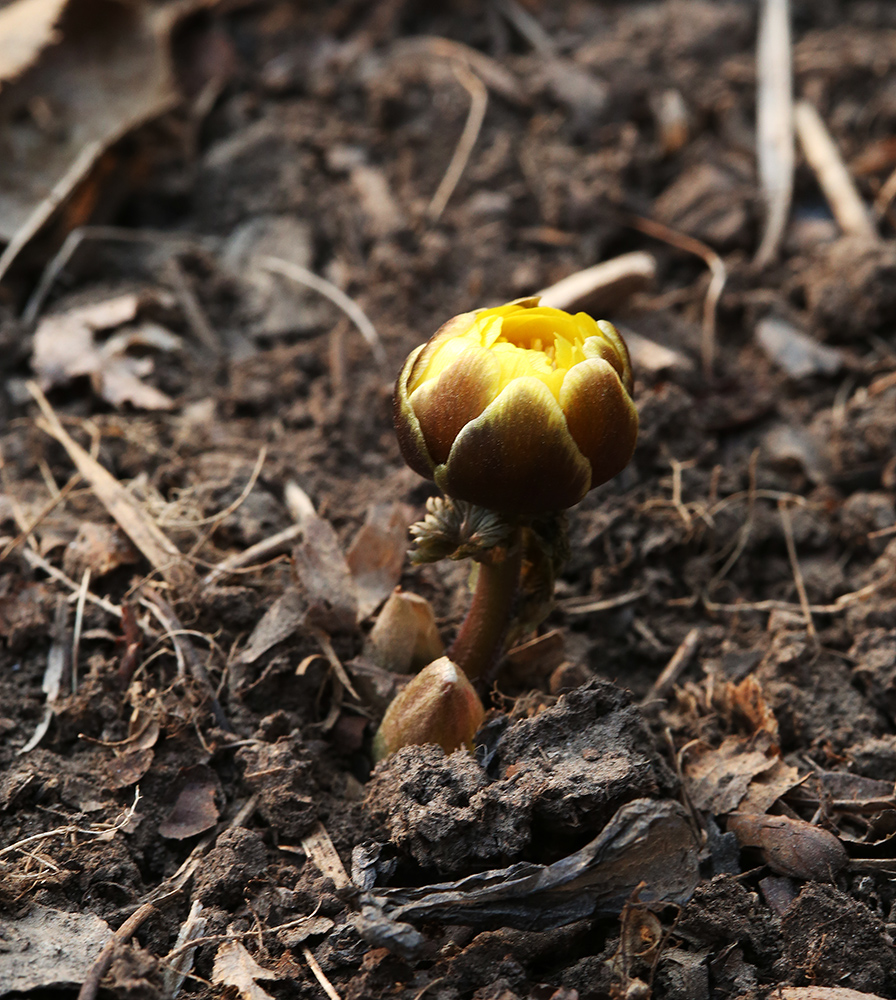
[2, 2, 896, 999]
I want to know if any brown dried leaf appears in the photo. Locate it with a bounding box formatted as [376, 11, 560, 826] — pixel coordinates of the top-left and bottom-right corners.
[0, 0, 68, 85]
[0, 0, 176, 272]
[0, 904, 112, 992]
[293, 516, 357, 632]
[238, 588, 303, 664]
[106, 746, 154, 789]
[63, 522, 140, 578]
[32, 298, 179, 411]
[684, 734, 782, 815]
[212, 939, 279, 1000]
[157, 764, 220, 840]
[346, 502, 414, 620]
[728, 813, 848, 881]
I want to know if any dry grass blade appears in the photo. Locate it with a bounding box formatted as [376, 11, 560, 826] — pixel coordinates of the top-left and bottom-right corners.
[754, 0, 794, 267]
[778, 498, 817, 642]
[27, 381, 194, 592]
[259, 257, 386, 367]
[427, 62, 488, 222]
[300, 822, 351, 889]
[537, 251, 656, 314]
[627, 215, 725, 378]
[302, 946, 343, 1000]
[795, 99, 877, 240]
[642, 628, 701, 705]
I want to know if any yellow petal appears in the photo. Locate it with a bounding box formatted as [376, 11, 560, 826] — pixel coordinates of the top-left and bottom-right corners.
[436, 377, 591, 514]
[559, 358, 639, 488]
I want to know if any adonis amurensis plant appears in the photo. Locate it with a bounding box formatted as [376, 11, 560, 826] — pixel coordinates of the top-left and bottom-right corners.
[373, 297, 638, 761]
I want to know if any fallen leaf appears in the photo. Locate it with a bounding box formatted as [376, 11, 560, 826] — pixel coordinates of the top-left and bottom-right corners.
[63, 521, 140, 578]
[0, 0, 176, 277]
[238, 588, 303, 665]
[684, 734, 783, 815]
[346, 502, 415, 620]
[0, 905, 112, 992]
[728, 813, 848, 881]
[212, 939, 280, 1000]
[32, 297, 180, 410]
[158, 764, 220, 840]
[0, 0, 68, 87]
[293, 516, 357, 632]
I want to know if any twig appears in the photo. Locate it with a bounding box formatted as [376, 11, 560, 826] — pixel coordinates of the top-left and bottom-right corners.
[259, 257, 386, 367]
[627, 214, 726, 378]
[493, 0, 556, 55]
[202, 522, 305, 586]
[778, 498, 817, 642]
[140, 588, 230, 731]
[754, 0, 794, 267]
[22, 226, 217, 326]
[427, 62, 488, 222]
[537, 251, 657, 314]
[302, 946, 343, 1000]
[164, 258, 222, 356]
[559, 589, 647, 615]
[642, 628, 701, 705]
[77, 902, 156, 1000]
[19, 546, 123, 618]
[795, 99, 877, 240]
[0, 140, 104, 288]
[28, 382, 194, 592]
[300, 821, 351, 889]
[71, 568, 90, 694]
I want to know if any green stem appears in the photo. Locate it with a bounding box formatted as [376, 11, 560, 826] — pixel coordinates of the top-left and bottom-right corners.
[448, 526, 523, 684]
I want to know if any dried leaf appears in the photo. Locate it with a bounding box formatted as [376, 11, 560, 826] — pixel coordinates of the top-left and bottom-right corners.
[0, 904, 112, 992]
[684, 734, 782, 815]
[238, 587, 303, 664]
[212, 939, 279, 1000]
[158, 764, 220, 840]
[293, 516, 357, 632]
[63, 521, 139, 578]
[0, 0, 68, 85]
[358, 798, 699, 955]
[32, 297, 179, 411]
[728, 813, 848, 881]
[0, 0, 176, 276]
[346, 502, 414, 620]
[106, 747, 154, 789]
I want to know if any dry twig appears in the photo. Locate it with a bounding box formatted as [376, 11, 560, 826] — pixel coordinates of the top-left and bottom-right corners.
[259, 257, 386, 367]
[627, 214, 725, 378]
[778, 498, 818, 642]
[795, 99, 877, 240]
[28, 381, 194, 591]
[427, 62, 488, 222]
[754, 0, 794, 267]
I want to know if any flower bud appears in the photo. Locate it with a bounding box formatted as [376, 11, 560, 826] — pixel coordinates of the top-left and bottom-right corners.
[365, 588, 444, 674]
[394, 297, 638, 515]
[371, 656, 485, 762]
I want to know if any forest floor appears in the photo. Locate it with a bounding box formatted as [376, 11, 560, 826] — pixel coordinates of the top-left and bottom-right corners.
[2, 2, 896, 998]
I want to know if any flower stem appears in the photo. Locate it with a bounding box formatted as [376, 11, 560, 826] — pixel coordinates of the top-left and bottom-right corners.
[448, 525, 523, 684]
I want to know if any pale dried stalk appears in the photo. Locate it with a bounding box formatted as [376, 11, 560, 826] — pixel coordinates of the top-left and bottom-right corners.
[259, 257, 386, 366]
[427, 62, 488, 222]
[755, 0, 795, 267]
[795, 99, 877, 240]
[28, 381, 193, 591]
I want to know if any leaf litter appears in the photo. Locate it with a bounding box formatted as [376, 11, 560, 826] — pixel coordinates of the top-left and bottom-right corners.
[1, 2, 896, 999]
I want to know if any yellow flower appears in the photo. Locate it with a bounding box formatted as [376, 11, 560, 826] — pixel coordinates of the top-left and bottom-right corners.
[394, 297, 638, 514]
